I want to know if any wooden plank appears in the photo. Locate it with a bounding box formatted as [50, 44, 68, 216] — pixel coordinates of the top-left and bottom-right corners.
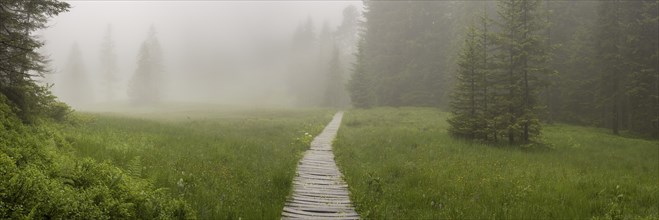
[285, 204, 354, 212]
[294, 186, 349, 192]
[297, 174, 338, 181]
[293, 179, 347, 185]
[286, 200, 351, 207]
[294, 189, 350, 196]
[282, 211, 331, 219]
[283, 207, 359, 218]
[290, 194, 352, 202]
[286, 201, 351, 208]
[297, 167, 340, 173]
[292, 193, 350, 200]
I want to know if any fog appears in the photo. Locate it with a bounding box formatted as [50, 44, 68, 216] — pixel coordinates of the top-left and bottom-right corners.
[38, 1, 361, 109]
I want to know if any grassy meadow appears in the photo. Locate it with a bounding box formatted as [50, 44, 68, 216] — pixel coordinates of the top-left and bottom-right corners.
[62, 108, 334, 219]
[334, 107, 659, 219]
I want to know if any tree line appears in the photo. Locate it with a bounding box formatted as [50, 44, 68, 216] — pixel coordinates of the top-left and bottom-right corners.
[348, 0, 659, 140]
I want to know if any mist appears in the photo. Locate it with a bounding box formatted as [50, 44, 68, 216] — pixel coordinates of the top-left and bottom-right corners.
[38, 1, 361, 109]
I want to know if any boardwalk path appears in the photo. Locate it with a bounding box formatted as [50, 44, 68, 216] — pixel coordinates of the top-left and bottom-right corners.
[281, 112, 359, 219]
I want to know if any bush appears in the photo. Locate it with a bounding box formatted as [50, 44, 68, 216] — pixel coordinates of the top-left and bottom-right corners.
[0, 94, 195, 219]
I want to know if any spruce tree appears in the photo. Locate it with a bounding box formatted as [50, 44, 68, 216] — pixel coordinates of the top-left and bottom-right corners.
[59, 43, 93, 107]
[129, 26, 163, 105]
[334, 5, 361, 107]
[596, 0, 625, 135]
[491, 0, 548, 144]
[448, 25, 485, 139]
[287, 17, 317, 106]
[349, 1, 459, 107]
[348, 39, 374, 108]
[323, 46, 345, 108]
[621, 1, 658, 137]
[100, 24, 118, 102]
[479, 9, 497, 142]
[0, 0, 69, 122]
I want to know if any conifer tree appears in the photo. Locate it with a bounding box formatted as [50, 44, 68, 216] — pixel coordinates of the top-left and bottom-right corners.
[99, 24, 118, 102]
[0, 0, 69, 122]
[596, 0, 625, 135]
[620, 1, 658, 137]
[335, 5, 361, 107]
[59, 43, 93, 107]
[348, 1, 459, 107]
[348, 39, 374, 108]
[491, 0, 548, 144]
[323, 46, 345, 108]
[129, 26, 163, 105]
[595, 0, 659, 137]
[287, 17, 317, 106]
[479, 9, 497, 142]
[449, 25, 485, 139]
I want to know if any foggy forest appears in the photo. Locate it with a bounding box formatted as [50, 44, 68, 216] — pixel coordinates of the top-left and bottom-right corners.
[1, 0, 657, 219]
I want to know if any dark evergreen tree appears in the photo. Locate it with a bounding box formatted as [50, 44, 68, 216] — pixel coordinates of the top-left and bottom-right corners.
[621, 1, 658, 137]
[596, 0, 626, 135]
[542, 1, 599, 125]
[448, 25, 485, 139]
[490, 0, 548, 144]
[478, 9, 497, 142]
[0, 0, 69, 122]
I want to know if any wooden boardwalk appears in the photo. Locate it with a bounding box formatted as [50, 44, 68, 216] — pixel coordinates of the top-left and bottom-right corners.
[282, 112, 359, 219]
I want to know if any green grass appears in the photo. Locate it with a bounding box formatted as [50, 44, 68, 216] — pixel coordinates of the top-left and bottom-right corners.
[334, 107, 659, 219]
[63, 108, 334, 219]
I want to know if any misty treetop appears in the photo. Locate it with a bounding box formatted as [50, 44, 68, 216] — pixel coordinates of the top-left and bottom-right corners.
[100, 24, 119, 102]
[58, 42, 93, 107]
[287, 7, 360, 108]
[129, 26, 164, 105]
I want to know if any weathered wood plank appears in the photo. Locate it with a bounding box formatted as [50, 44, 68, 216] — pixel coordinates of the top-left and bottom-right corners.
[288, 199, 352, 206]
[290, 194, 352, 203]
[286, 202, 352, 209]
[283, 207, 359, 218]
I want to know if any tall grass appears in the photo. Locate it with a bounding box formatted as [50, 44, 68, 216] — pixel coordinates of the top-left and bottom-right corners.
[334, 107, 659, 219]
[64, 108, 334, 219]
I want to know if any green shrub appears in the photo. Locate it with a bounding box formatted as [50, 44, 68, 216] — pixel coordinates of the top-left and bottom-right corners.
[0, 94, 195, 219]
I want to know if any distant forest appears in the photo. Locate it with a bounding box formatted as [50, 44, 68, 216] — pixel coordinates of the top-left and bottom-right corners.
[348, 0, 659, 140]
[2, 1, 658, 139]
